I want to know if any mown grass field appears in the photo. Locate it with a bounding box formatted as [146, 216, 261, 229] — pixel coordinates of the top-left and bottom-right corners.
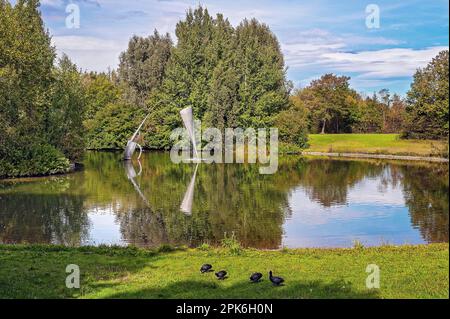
[0, 244, 448, 299]
[306, 134, 448, 157]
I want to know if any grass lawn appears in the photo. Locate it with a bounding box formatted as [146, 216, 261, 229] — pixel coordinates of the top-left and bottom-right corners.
[306, 134, 448, 157]
[0, 244, 448, 299]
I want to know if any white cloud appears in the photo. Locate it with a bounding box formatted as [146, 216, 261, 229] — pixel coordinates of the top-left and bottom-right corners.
[346, 178, 405, 206]
[282, 29, 404, 69]
[52, 35, 122, 51]
[282, 29, 347, 67]
[41, 0, 64, 7]
[51, 36, 125, 71]
[282, 28, 448, 87]
[321, 46, 448, 78]
[343, 35, 402, 46]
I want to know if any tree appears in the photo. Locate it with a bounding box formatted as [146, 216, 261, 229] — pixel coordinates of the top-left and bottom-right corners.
[146, 7, 223, 149]
[0, 0, 55, 140]
[146, 8, 291, 149]
[118, 30, 172, 106]
[0, 1, 87, 177]
[301, 74, 356, 134]
[378, 88, 390, 131]
[233, 18, 290, 128]
[82, 72, 123, 149]
[86, 102, 142, 150]
[204, 14, 238, 131]
[404, 50, 449, 139]
[48, 54, 86, 162]
[275, 94, 309, 148]
[351, 94, 383, 133]
[385, 94, 406, 133]
[83, 72, 121, 120]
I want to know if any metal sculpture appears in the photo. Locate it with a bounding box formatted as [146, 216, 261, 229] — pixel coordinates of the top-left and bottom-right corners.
[123, 114, 149, 160]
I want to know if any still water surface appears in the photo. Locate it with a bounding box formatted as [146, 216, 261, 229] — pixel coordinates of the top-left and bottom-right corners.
[0, 152, 448, 248]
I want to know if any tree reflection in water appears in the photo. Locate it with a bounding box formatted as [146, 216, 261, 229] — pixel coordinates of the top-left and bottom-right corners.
[0, 152, 448, 248]
[402, 165, 449, 242]
[0, 191, 89, 245]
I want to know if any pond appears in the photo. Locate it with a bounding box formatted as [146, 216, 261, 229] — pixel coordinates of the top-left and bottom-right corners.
[0, 152, 448, 248]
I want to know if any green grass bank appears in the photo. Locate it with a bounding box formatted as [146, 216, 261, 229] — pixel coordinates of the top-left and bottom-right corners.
[306, 134, 448, 157]
[0, 244, 448, 299]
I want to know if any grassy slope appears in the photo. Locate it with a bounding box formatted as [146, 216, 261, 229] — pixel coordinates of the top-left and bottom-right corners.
[306, 134, 448, 157]
[0, 244, 448, 299]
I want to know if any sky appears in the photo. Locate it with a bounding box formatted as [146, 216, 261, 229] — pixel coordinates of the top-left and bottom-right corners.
[25, 0, 450, 95]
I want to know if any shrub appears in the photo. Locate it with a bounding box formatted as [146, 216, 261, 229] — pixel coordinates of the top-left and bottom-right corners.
[157, 244, 176, 253]
[197, 243, 211, 251]
[221, 232, 243, 255]
[0, 142, 70, 178]
[278, 142, 303, 154]
[275, 100, 310, 149]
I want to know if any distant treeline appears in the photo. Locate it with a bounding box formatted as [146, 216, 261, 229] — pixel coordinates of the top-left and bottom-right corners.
[1, 2, 448, 177]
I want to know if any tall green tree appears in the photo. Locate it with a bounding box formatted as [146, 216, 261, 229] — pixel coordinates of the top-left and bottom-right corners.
[83, 72, 121, 120]
[351, 94, 384, 133]
[118, 30, 172, 106]
[233, 19, 290, 128]
[404, 50, 449, 139]
[0, 0, 86, 177]
[204, 14, 237, 131]
[82, 71, 123, 149]
[85, 102, 142, 150]
[147, 8, 292, 149]
[48, 54, 86, 161]
[275, 93, 309, 148]
[0, 0, 55, 140]
[147, 7, 236, 148]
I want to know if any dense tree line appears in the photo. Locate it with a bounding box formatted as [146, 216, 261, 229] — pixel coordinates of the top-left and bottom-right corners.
[292, 74, 408, 135]
[0, 0, 85, 177]
[1, 2, 448, 177]
[84, 7, 293, 150]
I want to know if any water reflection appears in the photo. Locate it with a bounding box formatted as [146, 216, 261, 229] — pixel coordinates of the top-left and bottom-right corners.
[402, 165, 449, 242]
[180, 163, 199, 215]
[0, 191, 89, 245]
[0, 152, 448, 248]
[124, 160, 150, 207]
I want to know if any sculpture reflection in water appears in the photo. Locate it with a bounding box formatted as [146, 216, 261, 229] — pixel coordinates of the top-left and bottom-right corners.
[180, 163, 199, 215]
[121, 156, 204, 247]
[124, 157, 199, 216]
[118, 154, 287, 248]
[124, 159, 150, 207]
[178, 106, 204, 214]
